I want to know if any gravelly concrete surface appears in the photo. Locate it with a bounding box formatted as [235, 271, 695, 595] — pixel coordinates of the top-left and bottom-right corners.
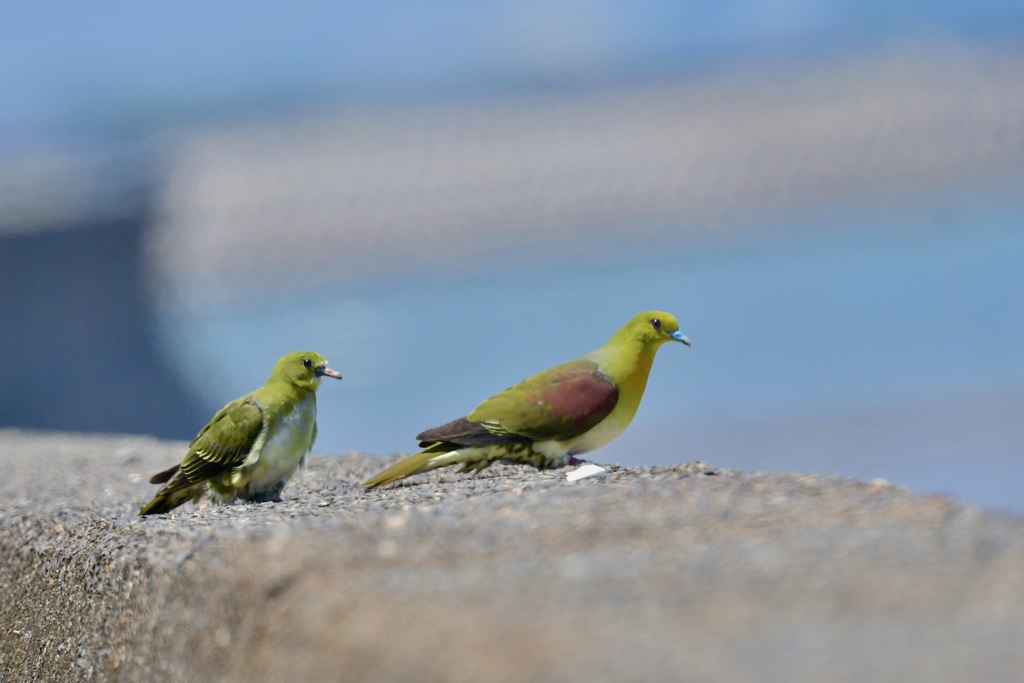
[2, 429, 1023, 682]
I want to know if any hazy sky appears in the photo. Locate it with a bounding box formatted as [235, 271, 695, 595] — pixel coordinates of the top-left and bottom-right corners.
[2, 1, 1020, 146]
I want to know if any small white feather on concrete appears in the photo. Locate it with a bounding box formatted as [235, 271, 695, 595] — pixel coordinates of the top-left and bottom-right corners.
[566, 464, 607, 482]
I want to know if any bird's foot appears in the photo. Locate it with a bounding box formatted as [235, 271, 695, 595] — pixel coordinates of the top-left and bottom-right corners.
[567, 456, 589, 466]
[243, 490, 284, 504]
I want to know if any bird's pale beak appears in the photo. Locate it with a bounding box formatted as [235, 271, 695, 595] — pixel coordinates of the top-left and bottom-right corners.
[317, 365, 343, 379]
[671, 331, 691, 346]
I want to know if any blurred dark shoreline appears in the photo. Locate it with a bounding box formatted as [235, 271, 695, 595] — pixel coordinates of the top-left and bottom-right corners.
[0, 215, 204, 438]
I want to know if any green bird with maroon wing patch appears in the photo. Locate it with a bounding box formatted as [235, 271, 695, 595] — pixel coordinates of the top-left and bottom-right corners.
[363, 311, 689, 488]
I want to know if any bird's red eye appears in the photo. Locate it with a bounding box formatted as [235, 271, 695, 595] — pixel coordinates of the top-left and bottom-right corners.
[302, 359, 312, 368]
[650, 319, 661, 329]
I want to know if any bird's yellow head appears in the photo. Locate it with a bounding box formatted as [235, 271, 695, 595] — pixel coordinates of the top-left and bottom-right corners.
[270, 351, 343, 389]
[618, 311, 691, 350]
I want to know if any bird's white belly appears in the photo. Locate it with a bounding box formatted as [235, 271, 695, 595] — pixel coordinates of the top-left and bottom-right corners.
[248, 396, 316, 490]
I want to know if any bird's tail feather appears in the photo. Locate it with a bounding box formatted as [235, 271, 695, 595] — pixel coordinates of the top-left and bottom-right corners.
[362, 445, 487, 488]
[148, 463, 180, 485]
[139, 476, 205, 516]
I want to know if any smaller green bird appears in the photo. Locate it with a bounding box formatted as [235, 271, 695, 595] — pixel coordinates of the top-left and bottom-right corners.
[139, 351, 341, 515]
[363, 311, 689, 488]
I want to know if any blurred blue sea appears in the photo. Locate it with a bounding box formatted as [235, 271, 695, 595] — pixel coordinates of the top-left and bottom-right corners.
[160, 197, 1024, 513]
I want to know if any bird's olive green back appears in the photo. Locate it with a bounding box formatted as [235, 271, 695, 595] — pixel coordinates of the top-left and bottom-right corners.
[179, 396, 265, 483]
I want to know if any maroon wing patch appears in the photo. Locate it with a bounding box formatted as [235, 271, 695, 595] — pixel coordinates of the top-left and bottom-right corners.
[468, 359, 619, 442]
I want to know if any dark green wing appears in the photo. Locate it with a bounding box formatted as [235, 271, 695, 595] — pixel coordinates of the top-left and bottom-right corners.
[465, 359, 618, 443]
[416, 415, 530, 447]
[178, 396, 265, 483]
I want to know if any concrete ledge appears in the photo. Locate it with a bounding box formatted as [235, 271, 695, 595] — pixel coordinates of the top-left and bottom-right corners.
[2, 430, 1023, 682]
